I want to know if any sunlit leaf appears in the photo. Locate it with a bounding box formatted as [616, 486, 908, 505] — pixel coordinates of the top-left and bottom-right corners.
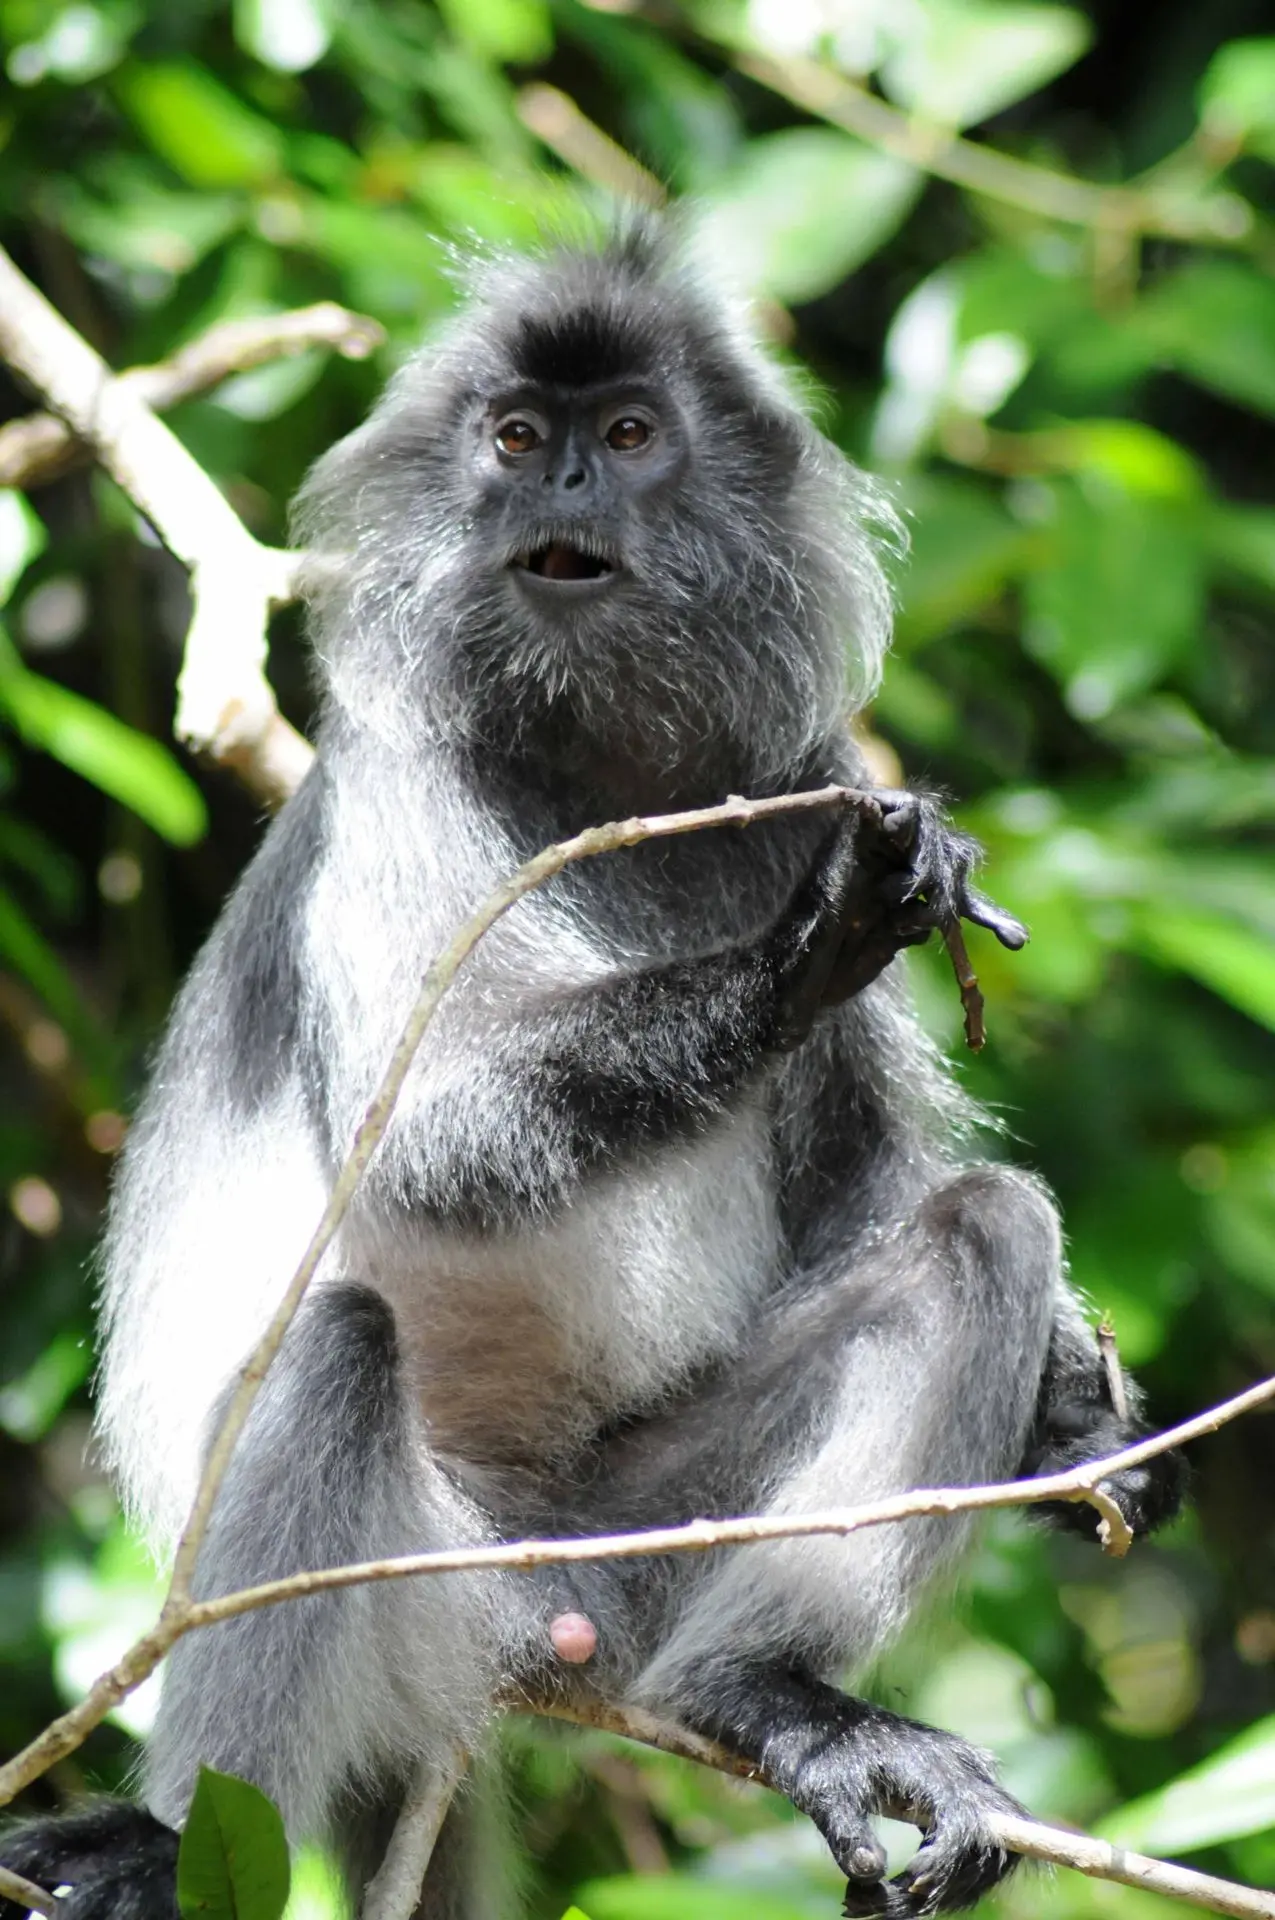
[437, 0, 552, 65]
[879, 0, 1091, 130]
[0, 629, 207, 846]
[116, 62, 285, 187]
[700, 130, 921, 305]
[1047, 422, 1204, 503]
[1198, 36, 1275, 161]
[178, 1769, 291, 1920]
[578, 1877, 816, 1920]
[1131, 906, 1275, 1031]
[1101, 1716, 1275, 1852]
[0, 491, 47, 607]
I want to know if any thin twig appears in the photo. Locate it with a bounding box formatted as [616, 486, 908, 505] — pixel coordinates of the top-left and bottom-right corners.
[0, 244, 312, 805]
[941, 919, 985, 1050]
[735, 50, 1253, 247]
[166, 1368, 1264, 1630]
[362, 1749, 468, 1920]
[0, 303, 384, 491]
[517, 85, 666, 207]
[1099, 1317, 1131, 1422]
[527, 1698, 1275, 1920]
[0, 1863, 57, 1916]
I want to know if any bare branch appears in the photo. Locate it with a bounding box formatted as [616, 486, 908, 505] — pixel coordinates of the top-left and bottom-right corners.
[165, 1367, 1265, 1629]
[735, 51, 1253, 247]
[0, 303, 384, 491]
[527, 1698, 1275, 1920]
[0, 1863, 57, 1916]
[362, 1750, 467, 1920]
[0, 243, 312, 806]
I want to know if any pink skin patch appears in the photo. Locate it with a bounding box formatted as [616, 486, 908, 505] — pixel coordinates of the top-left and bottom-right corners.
[549, 1612, 598, 1664]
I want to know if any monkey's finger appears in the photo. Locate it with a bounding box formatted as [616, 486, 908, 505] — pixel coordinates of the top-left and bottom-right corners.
[828, 1821, 895, 1915]
[959, 889, 1028, 950]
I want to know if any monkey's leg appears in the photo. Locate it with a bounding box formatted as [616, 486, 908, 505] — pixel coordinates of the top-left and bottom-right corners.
[1020, 1296, 1186, 1539]
[1, 1285, 495, 1920]
[618, 1167, 1062, 1918]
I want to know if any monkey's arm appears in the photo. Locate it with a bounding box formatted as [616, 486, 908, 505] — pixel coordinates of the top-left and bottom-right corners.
[361, 793, 1026, 1232]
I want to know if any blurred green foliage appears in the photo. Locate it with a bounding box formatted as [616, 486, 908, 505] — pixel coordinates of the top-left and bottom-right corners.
[0, 0, 1273, 1914]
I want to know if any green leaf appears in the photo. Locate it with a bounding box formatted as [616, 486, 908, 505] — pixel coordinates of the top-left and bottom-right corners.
[1131, 906, 1275, 1031]
[560, 1911, 594, 1920]
[1198, 37, 1275, 161]
[1046, 421, 1204, 503]
[0, 882, 96, 1042]
[437, 0, 552, 64]
[880, 0, 1091, 130]
[577, 1878, 815, 1920]
[0, 629, 206, 847]
[893, 477, 1034, 644]
[1135, 261, 1275, 419]
[178, 1768, 291, 1920]
[116, 62, 285, 188]
[1022, 484, 1204, 718]
[1205, 502, 1275, 596]
[0, 491, 47, 607]
[700, 131, 921, 305]
[1100, 1716, 1275, 1853]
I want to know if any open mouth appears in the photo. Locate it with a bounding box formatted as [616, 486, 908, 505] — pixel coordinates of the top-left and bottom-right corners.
[511, 542, 615, 585]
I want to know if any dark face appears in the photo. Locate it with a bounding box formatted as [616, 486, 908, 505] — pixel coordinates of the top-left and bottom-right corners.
[468, 380, 686, 608]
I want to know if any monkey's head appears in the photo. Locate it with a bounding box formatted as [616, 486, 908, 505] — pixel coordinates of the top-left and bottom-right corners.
[297, 222, 897, 791]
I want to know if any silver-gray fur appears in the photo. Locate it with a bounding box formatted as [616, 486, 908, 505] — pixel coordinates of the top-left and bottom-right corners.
[0, 223, 1183, 1920]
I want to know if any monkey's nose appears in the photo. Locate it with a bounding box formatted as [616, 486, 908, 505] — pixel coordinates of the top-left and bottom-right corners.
[543, 464, 588, 493]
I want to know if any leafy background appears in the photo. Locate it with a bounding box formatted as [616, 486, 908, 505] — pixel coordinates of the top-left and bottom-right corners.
[0, 0, 1273, 1915]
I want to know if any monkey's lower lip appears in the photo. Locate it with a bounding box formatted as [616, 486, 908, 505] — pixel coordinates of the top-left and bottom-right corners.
[510, 542, 616, 586]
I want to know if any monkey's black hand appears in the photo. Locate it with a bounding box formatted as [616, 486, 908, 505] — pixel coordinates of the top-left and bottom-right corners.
[789, 1712, 1023, 1917]
[1027, 1402, 1187, 1543]
[770, 792, 1027, 1050]
[0, 1803, 179, 1919]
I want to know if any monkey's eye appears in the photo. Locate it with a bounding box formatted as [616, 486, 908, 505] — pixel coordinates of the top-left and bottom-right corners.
[604, 415, 652, 452]
[495, 418, 543, 456]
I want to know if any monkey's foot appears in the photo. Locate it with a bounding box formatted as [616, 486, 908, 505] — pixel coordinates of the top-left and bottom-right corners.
[790, 1716, 1022, 1917]
[1029, 1409, 1187, 1543]
[771, 790, 1027, 1049]
[0, 1803, 179, 1919]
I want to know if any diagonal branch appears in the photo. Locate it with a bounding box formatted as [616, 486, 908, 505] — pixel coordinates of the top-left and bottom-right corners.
[734, 50, 1254, 247]
[0, 302, 384, 491]
[0, 244, 314, 805]
[528, 1697, 1275, 1920]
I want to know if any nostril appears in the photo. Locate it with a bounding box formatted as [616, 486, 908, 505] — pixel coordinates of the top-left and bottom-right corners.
[562, 467, 587, 491]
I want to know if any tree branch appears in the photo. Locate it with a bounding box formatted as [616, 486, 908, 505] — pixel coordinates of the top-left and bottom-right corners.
[0, 303, 384, 492]
[526, 1697, 1275, 1920]
[0, 244, 314, 805]
[0, 1864, 57, 1916]
[168, 1366, 1269, 1627]
[362, 1749, 468, 1920]
[734, 50, 1253, 247]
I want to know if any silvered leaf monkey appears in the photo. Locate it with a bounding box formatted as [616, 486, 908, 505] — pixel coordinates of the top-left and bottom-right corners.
[0, 225, 1182, 1920]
